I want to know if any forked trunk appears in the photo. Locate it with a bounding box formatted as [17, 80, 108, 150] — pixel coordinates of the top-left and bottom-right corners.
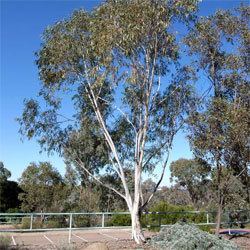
[131, 210, 146, 244]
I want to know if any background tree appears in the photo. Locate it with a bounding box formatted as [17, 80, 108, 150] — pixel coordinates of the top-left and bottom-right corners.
[63, 164, 127, 212]
[18, 162, 64, 212]
[185, 5, 250, 233]
[0, 162, 22, 212]
[159, 185, 192, 207]
[170, 158, 211, 208]
[141, 180, 192, 208]
[96, 172, 129, 212]
[209, 168, 247, 211]
[64, 164, 79, 188]
[18, 0, 199, 243]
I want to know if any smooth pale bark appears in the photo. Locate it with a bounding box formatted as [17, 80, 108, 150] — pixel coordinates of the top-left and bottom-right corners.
[131, 207, 146, 244]
[81, 39, 169, 244]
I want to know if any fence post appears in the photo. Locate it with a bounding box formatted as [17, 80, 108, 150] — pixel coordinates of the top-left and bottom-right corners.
[30, 214, 33, 230]
[206, 213, 209, 224]
[68, 213, 73, 244]
[102, 213, 105, 228]
[158, 213, 161, 227]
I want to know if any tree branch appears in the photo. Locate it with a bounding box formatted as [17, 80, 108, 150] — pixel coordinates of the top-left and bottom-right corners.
[62, 144, 126, 200]
[97, 96, 137, 133]
[82, 61, 133, 208]
[140, 148, 171, 211]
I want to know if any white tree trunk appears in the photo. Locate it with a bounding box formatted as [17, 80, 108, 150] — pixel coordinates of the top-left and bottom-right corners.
[131, 207, 146, 244]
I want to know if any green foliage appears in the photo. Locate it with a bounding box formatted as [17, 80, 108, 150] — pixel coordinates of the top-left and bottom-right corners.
[106, 214, 131, 227]
[17, 216, 68, 229]
[150, 223, 239, 250]
[145, 202, 206, 230]
[151, 185, 192, 207]
[17, 161, 106, 214]
[73, 215, 101, 228]
[6, 208, 21, 213]
[45, 219, 66, 229]
[185, 4, 250, 224]
[211, 168, 247, 210]
[63, 186, 102, 213]
[18, 162, 64, 212]
[170, 158, 211, 208]
[17, 0, 199, 218]
[19, 0, 250, 240]
[73, 215, 91, 228]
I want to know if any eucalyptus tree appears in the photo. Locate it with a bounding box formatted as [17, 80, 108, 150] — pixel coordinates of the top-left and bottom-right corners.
[18, 162, 64, 212]
[185, 6, 250, 234]
[170, 158, 211, 208]
[18, 0, 199, 243]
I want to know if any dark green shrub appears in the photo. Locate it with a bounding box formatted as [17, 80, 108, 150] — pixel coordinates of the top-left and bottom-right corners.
[145, 202, 207, 229]
[6, 208, 20, 213]
[106, 214, 131, 226]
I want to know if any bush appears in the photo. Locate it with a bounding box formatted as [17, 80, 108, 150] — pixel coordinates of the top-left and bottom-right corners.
[73, 215, 91, 227]
[43, 215, 68, 228]
[73, 214, 101, 228]
[18, 217, 43, 229]
[16, 215, 68, 229]
[144, 202, 207, 230]
[45, 220, 64, 228]
[0, 235, 11, 250]
[106, 214, 131, 226]
[150, 223, 239, 250]
[6, 208, 21, 213]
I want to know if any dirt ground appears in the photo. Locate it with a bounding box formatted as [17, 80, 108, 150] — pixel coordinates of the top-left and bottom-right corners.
[2, 228, 156, 250]
[224, 234, 250, 250]
[2, 228, 250, 250]
[12, 240, 155, 250]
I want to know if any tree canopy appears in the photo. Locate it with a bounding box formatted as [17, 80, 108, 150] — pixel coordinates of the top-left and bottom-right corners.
[18, 162, 64, 212]
[185, 5, 250, 233]
[170, 158, 211, 208]
[16, 0, 249, 242]
[18, 0, 200, 243]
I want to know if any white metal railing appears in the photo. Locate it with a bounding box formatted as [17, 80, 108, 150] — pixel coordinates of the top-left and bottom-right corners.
[0, 210, 248, 243]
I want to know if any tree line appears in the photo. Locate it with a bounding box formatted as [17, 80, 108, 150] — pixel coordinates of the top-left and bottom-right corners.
[1, 159, 248, 215]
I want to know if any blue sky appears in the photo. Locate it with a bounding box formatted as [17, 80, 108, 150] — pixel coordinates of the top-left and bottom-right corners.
[0, 0, 245, 184]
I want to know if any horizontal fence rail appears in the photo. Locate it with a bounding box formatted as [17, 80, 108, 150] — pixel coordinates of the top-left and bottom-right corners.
[0, 210, 249, 243]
